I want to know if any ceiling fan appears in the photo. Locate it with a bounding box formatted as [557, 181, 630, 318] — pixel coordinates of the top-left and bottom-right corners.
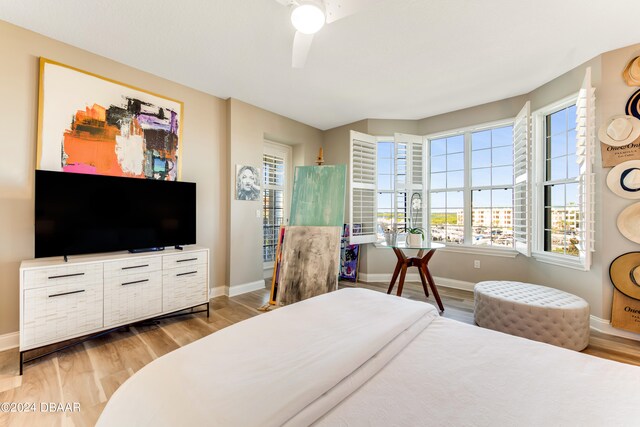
[274, 0, 384, 68]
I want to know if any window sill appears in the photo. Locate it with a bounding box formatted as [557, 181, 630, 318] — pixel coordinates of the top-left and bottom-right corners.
[437, 245, 519, 258]
[531, 251, 586, 271]
[371, 241, 519, 258]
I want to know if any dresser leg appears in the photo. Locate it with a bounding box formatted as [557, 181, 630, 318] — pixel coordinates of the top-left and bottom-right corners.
[207, 302, 210, 318]
[19, 351, 23, 376]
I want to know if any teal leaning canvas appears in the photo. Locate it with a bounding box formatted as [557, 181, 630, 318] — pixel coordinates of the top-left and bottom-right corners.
[290, 165, 347, 226]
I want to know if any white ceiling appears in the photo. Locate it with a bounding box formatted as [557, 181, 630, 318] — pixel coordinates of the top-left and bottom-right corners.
[2, 0, 640, 130]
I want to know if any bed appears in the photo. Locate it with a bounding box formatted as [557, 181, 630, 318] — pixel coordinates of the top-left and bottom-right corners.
[97, 288, 640, 427]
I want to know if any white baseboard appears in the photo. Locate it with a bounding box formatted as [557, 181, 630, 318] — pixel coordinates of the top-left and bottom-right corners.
[209, 287, 227, 299]
[358, 273, 475, 292]
[0, 332, 19, 351]
[228, 280, 266, 297]
[431, 277, 475, 292]
[590, 315, 640, 341]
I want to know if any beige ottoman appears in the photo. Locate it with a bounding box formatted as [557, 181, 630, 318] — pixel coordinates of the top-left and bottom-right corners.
[474, 281, 590, 351]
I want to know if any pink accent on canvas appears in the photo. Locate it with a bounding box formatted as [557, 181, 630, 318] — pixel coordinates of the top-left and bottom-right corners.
[63, 164, 97, 174]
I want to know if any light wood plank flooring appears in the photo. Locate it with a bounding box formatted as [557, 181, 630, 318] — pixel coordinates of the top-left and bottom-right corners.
[0, 281, 638, 426]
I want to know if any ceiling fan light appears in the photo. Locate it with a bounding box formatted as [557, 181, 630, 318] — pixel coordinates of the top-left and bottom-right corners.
[291, 4, 325, 35]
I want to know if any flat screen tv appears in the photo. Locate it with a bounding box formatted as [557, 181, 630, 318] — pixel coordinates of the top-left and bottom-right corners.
[35, 170, 196, 258]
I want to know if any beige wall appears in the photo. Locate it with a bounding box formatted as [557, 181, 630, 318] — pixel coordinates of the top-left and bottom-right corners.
[417, 95, 528, 135]
[227, 99, 323, 290]
[0, 20, 229, 336]
[598, 44, 640, 320]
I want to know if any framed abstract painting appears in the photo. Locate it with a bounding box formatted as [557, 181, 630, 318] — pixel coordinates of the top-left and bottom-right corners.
[37, 58, 183, 181]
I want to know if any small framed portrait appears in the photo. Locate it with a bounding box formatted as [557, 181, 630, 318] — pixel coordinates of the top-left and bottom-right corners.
[236, 165, 261, 201]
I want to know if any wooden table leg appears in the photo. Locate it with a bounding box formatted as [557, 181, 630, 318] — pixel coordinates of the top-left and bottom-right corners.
[387, 247, 407, 295]
[387, 247, 444, 313]
[422, 259, 444, 312]
[417, 262, 430, 298]
[396, 263, 408, 297]
[387, 259, 402, 294]
[416, 250, 435, 299]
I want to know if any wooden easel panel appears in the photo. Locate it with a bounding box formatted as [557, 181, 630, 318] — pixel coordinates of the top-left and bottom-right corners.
[268, 226, 286, 305]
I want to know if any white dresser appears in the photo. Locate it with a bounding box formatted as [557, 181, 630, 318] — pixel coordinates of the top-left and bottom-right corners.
[19, 246, 209, 373]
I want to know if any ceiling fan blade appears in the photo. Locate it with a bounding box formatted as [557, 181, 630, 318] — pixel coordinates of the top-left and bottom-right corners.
[273, 0, 294, 6]
[292, 31, 314, 68]
[324, 0, 385, 23]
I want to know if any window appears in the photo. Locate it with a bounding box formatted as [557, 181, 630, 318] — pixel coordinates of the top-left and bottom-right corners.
[542, 104, 579, 256]
[533, 67, 596, 270]
[377, 139, 407, 235]
[263, 142, 290, 264]
[470, 127, 514, 248]
[428, 123, 514, 248]
[376, 134, 425, 238]
[429, 135, 464, 243]
[349, 131, 423, 244]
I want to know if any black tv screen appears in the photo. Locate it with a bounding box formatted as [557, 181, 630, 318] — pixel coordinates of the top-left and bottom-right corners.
[35, 170, 196, 258]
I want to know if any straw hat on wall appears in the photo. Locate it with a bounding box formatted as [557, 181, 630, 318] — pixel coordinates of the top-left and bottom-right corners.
[607, 160, 640, 199]
[609, 252, 640, 300]
[598, 115, 640, 146]
[626, 88, 640, 121]
[623, 56, 640, 86]
[617, 202, 640, 244]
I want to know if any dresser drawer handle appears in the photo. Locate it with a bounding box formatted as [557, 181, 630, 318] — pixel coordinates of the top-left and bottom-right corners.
[48, 272, 85, 280]
[176, 258, 198, 263]
[122, 264, 149, 270]
[176, 271, 197, 277]
[122, 279, 149, 286]
[49, 289, 85, 298]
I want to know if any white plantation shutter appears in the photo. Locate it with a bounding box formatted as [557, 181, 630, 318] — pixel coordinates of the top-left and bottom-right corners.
[263, 153, 285, 187]
[350, 131, 377, 244]
[263, 142, 290, 263]
[575, 67, 596, 270]
[394, 133, 425, 229]
[513, 101, 531, 256]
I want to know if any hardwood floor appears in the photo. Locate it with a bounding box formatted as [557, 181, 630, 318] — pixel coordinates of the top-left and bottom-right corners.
[0, 280, 638, 426]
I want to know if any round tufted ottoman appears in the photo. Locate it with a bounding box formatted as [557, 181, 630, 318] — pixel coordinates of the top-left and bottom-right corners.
[474, 281, 590, 351]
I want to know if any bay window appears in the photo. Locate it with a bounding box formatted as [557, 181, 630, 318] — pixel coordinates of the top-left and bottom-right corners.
[348, 68, 595, 267]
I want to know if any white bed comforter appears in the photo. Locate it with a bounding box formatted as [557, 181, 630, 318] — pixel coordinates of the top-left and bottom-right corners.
[315, 316, 640, 427]
[97, 288, 439, 427]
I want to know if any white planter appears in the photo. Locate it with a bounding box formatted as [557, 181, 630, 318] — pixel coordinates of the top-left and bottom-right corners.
[406, 233, 422, 247]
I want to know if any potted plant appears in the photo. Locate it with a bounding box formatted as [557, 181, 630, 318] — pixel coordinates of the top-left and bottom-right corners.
[405, 222, 425, 247]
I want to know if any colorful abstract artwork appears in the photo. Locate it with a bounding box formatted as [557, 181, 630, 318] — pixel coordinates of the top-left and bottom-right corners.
[289, 165, 347, 226]
[340, 224, 360, 281]
[37, 59, 183, 180]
